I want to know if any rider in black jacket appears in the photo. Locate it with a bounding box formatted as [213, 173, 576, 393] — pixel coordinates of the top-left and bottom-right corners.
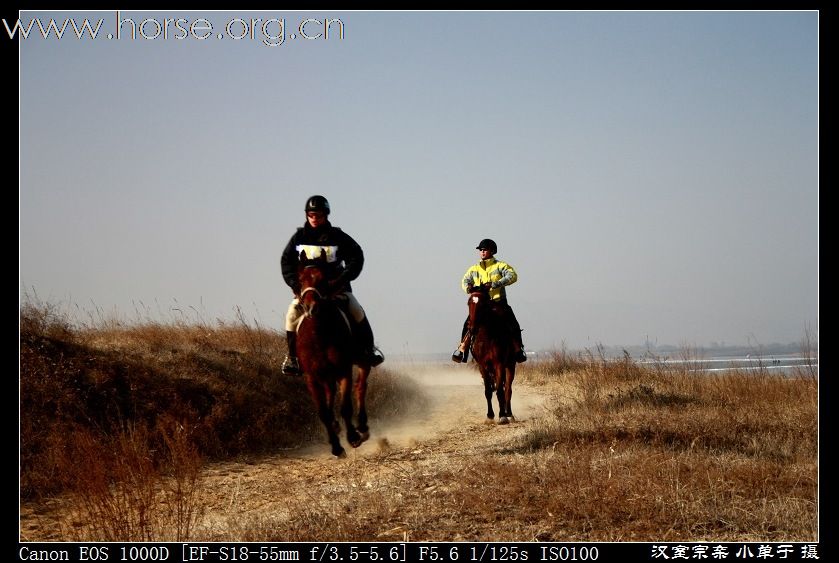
[280, 195, 384, 375]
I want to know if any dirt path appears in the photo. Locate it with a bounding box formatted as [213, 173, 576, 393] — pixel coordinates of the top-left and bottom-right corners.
[194, 366, 553, 539]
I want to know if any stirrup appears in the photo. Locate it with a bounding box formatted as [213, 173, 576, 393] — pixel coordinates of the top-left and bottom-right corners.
[281, 355, 301, 375]
[368, 348, 385, 367]
[358, 347, 384, 367]
[451, 350, 464, 363]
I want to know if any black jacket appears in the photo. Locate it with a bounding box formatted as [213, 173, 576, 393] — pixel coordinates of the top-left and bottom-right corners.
[280, 221, 364, 294]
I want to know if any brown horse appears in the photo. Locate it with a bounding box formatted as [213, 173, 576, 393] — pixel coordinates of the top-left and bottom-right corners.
[295, 250, 371, 457]
[467, 285, 516, 424]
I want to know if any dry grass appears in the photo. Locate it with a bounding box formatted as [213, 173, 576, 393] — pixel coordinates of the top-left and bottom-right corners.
[516, 351, 816, 541]
[19, 300, 425, 540]
[56, 419, 204, 541]
[20, 300, 818, 542]
[193, 351, 816, 543]
[21, 301, 311, 499]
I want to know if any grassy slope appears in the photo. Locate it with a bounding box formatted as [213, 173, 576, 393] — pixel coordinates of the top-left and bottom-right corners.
[19, 303, 422, 501]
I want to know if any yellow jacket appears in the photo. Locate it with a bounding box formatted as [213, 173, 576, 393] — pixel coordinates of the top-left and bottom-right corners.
[461, 257, 518, 301]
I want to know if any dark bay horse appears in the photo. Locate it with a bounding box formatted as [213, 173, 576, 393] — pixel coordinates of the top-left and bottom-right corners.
[467, 286, 516, 424]
[295, 250, 370, 457]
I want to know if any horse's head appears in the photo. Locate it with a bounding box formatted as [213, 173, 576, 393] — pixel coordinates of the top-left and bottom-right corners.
[298, 249, 330, 315]
[467, 284, 492, 326]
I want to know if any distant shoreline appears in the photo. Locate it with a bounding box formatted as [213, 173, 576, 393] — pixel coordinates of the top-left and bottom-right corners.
[389, 348, 816, 364]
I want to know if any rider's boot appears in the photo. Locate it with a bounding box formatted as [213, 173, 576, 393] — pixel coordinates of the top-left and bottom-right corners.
[452, 334, 471, 363]
[281, 331, 302, 375]
[506, 307, 527, 363]
[452, 318, 471, 363]
[355, 316, 385, 367]
[514, 334, 527, 363]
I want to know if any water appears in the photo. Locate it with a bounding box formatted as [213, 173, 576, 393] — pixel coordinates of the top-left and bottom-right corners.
[389, 352, 819, 377]
[637, 355, 817, 375]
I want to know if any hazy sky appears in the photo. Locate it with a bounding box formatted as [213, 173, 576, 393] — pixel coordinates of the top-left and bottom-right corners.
[18, 10, 818, 357]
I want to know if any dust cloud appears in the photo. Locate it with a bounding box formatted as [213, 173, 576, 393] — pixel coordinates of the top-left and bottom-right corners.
[366, 363, 547, 455]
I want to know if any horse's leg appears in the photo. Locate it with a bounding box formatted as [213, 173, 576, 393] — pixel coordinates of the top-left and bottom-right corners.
[339, 374, 362, 448]
[496, 366, 509, 425]
[353, 364, 370, 442]
[482, 367, 495, 422]
[325, 379, 347, 457]
[308, 376, 345, 457]
[504, 364, 515, 421]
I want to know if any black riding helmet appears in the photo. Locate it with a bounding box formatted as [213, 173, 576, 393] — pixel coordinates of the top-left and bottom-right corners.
[305, 195, 330, 215]
[476, 238, 497, 254]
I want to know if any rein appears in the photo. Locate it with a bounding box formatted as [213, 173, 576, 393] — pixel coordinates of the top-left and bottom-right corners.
[301, 286, 324, 300]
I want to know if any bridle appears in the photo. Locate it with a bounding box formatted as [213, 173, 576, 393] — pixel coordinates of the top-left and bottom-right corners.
[300, 285, 325, 318]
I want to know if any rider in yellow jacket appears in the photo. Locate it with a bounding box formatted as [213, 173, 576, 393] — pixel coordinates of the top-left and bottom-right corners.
[452, 238, 527, 363]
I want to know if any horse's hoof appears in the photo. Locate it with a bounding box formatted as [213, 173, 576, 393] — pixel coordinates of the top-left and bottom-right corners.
[349, 431, 369, 448]
[498, 417, 510, 425]
[333, 447, 346, 458]
[484, 417, 495, 425]
[347, 431, 363, 448]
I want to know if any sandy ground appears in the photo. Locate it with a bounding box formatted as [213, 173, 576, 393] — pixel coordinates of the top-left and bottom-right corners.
[20, 366, 555, 541]
[193, 366, 552, 538]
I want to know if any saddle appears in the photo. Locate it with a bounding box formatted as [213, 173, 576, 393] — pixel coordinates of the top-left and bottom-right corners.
[332, 294, 353, 334]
